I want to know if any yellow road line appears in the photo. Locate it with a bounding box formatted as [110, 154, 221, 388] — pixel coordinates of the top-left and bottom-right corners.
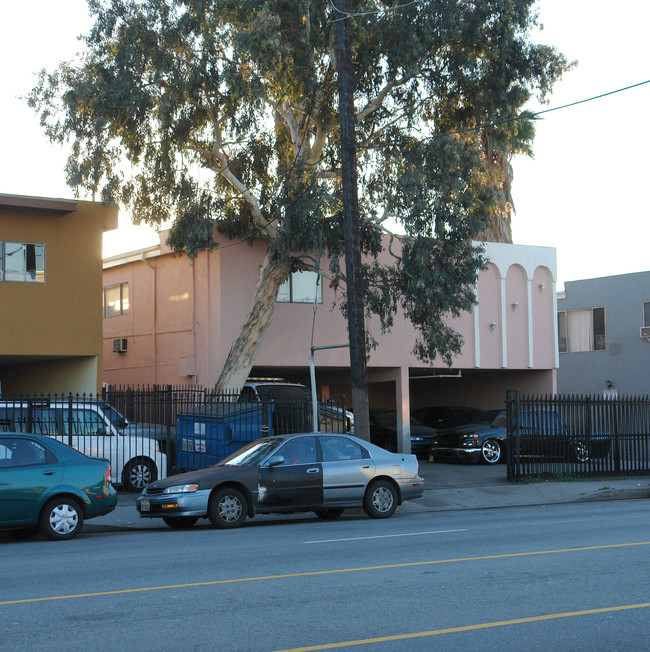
[275, 602, 650, 651]
[1, 541, 649, 606]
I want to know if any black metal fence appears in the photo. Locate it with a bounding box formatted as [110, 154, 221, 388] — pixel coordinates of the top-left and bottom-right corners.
[506, 389, 650, 480]
[0, 385, 351, 491]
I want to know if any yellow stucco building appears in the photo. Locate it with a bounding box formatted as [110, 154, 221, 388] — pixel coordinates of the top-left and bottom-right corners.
[0, 194, 118, 395]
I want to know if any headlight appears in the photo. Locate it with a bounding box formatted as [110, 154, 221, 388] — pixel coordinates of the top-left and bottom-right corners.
[462, 433, 478, 440]
[162, 484, 199, 494]
[411, 436, 424, 442]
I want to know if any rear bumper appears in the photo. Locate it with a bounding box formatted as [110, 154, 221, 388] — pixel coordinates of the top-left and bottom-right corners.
[397, 475, 425, 501]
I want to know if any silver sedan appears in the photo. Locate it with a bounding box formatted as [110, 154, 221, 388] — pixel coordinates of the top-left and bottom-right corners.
[136, 433, 424, 529]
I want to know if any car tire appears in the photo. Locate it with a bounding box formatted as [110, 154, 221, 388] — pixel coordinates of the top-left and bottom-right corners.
[480, 439, 502, 464]
[39, 497, 84, 541]
[208, 487, 247, 529]
[163, 516, 199, 529]
[572, 443, 590, 463]
[363, 480, 398, 519]
[123, 459, 156, 492]
[314, 509, 344, 520]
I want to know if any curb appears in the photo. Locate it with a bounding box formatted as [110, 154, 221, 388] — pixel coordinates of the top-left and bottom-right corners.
[84, 485, 650, 533]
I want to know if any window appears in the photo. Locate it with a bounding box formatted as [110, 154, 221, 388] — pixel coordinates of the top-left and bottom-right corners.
[103, 282, 129, 317]
[558, 307, 606, 353]
[0, 438, 48, 468]
[277, 436, 318, 465]
[0, 241, 45, 283]
[63, 409, 108, 436]
[277, 270, 322, 303]
[320, 436, 368, 462]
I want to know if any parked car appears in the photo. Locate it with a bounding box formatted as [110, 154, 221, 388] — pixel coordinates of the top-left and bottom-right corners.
[0, 432, 117, 540]
[411, 406, 483, 431]
[0, 399, 167, 492]
[369, 409, 437, 456]
[136, 432, 424, 529]
[430, 409, 611, 465]
[430, 409, 508, 464]
[240, 377, 354, 434]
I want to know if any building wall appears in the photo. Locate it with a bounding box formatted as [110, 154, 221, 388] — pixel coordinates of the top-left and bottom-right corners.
[0, 196, 117, 394]
[557, 271, 650, 396]
[103, 234, 558, 407]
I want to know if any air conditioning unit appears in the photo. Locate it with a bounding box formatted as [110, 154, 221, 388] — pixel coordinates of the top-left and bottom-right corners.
[641, 327, 650, 340]
[112, 338, 128, 353]
[558, 337, 568, 353]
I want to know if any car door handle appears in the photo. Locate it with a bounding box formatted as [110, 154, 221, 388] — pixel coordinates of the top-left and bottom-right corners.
[362, 465, 370, 469]
[43, 471, 55, 476]
[307, 467, 320, 474]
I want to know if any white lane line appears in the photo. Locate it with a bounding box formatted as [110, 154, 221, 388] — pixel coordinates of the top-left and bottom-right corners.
[304, 529, 467, 544]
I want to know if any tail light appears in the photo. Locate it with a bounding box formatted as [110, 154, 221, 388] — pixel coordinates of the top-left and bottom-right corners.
[105, 464, 111, 483]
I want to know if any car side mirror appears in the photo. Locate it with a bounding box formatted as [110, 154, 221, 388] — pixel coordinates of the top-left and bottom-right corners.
[268, 455, 285, 468]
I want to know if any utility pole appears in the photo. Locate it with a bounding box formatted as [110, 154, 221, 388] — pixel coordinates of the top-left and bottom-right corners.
[334, 0, 370, 441]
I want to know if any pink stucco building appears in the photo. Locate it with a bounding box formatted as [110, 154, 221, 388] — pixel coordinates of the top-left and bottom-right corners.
[103, 232, 558, 433]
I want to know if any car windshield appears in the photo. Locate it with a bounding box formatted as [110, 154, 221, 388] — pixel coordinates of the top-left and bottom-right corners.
[100, 403, 129, 429]
[474, 410, 507, 426]
[217, 438, 285, 467]
[255, 385, 311, 401]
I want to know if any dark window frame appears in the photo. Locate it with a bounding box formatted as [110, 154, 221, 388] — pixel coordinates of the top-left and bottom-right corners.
[0, 241, 46, 283]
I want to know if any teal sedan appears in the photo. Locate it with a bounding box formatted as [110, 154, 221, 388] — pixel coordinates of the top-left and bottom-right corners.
[0, 433, 117, 540]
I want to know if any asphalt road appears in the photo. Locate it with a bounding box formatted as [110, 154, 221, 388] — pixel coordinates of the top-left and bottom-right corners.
[2, 498, 650, 651]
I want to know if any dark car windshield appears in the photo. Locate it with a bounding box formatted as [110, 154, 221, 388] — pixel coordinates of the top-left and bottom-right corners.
[99, 403, 129, 429]
[217, 438, 285, 467]
[474, 410, 507, 427]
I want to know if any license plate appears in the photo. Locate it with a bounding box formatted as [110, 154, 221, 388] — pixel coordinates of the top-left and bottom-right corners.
[140, 500, 150, 512]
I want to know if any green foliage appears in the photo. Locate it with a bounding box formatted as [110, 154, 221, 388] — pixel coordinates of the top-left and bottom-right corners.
[29, 0, 571, 365]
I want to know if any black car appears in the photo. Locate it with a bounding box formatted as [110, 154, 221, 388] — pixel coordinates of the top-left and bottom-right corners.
[368, 409, 437, 456]
[431, 409, 611, 465]
[430, 409, 508, 464]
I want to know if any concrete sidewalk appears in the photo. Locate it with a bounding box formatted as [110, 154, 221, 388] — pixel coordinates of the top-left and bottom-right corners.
[86, 461, 650, 532]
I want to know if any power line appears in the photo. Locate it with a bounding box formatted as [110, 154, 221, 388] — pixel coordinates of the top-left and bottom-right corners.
[359, 79, 650, 149]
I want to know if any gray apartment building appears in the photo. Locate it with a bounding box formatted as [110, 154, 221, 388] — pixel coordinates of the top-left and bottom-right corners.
[557, 271, 650, 396]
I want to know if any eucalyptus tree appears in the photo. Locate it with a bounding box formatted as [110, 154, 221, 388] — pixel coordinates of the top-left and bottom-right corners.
[30, 0, 571, 393]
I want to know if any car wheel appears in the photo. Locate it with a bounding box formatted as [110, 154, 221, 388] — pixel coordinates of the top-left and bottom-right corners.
[480, 439, 502, 464]
[363, 480, 397, 519]
[8, 527, 40, 539]
[123, 459, 156, 492]
[314, 509, 344, 520]
[572, 443, 590, 463]
[163, 517, 199, 529]
[208, 487, 247, 529]
[39, 497, 84, 541]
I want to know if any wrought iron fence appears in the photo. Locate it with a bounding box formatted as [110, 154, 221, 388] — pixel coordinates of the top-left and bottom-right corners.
[0, 385, 351, 491]
[506, 389, 650, 480]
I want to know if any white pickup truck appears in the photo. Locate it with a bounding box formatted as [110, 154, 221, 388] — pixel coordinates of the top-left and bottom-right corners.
[0, 399, 167, 492]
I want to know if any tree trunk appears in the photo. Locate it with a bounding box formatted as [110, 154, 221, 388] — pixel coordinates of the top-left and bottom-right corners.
[214, 248, 293, 393]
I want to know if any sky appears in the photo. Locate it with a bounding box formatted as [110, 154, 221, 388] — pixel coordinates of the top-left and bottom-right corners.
[1, 1, 649, 290]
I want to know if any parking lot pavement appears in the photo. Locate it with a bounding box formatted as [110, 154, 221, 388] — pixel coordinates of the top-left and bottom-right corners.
[85, 461, 650, 532]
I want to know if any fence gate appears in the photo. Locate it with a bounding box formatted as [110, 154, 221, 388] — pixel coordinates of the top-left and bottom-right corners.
[506, 389, 650, 481]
